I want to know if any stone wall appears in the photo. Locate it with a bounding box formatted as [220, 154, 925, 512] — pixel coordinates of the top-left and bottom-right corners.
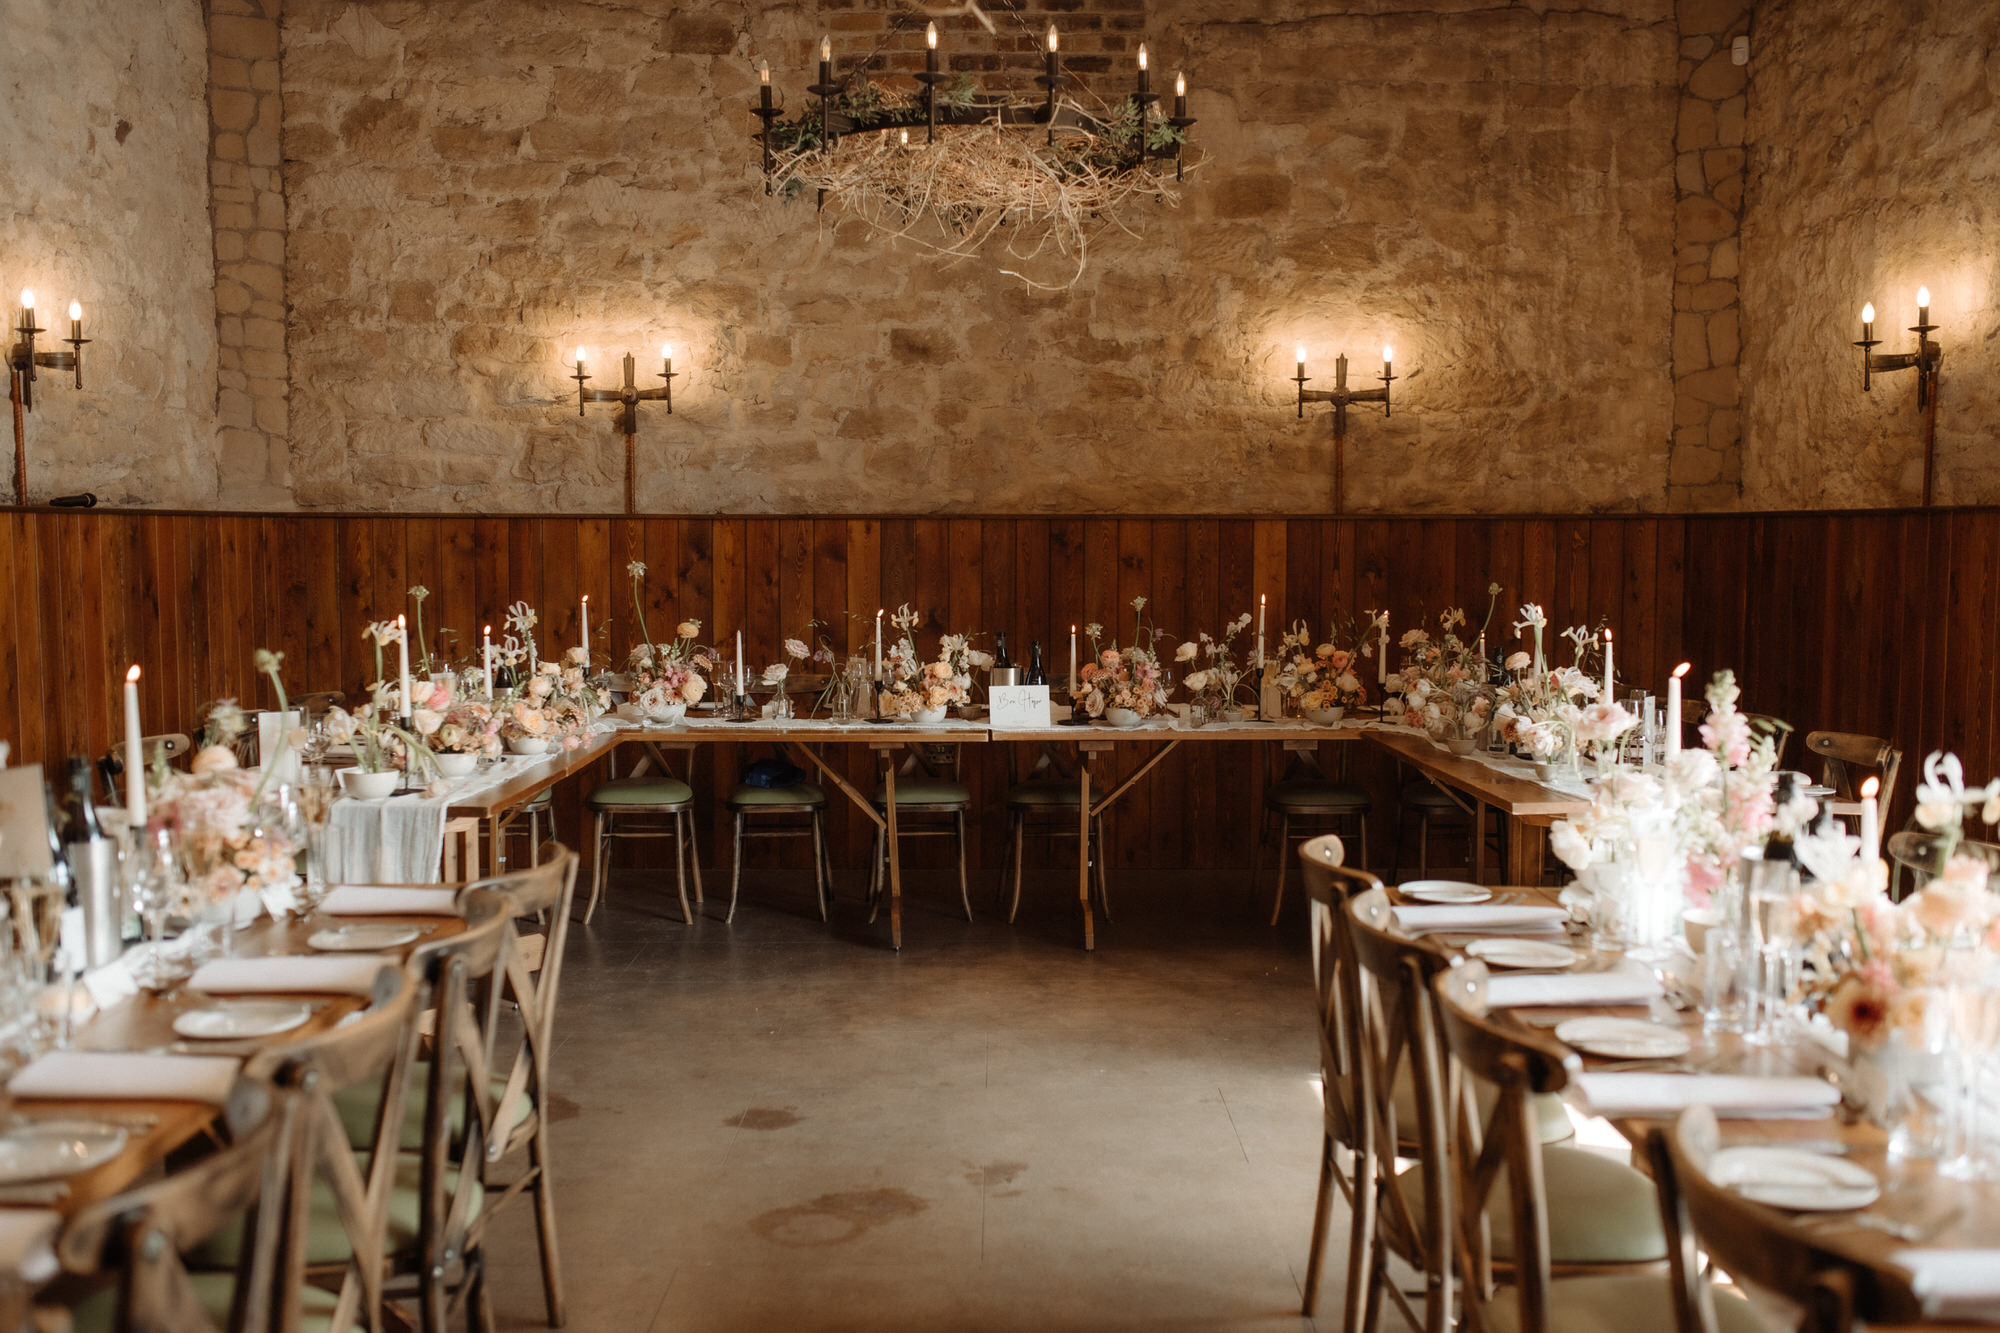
[0, 0, 219, 505]
[278, 0, 1682, 514]
[1739, 0, 2000, 508]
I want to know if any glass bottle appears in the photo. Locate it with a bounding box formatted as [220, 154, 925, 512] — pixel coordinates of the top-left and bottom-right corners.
[56, 757, 120, 967]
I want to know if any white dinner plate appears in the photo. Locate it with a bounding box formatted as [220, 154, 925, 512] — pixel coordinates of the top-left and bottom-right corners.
[172, 1001, 314, 1041]
[1401, 881, 1492, 905]
[1554, 1016, 1693, 1059]
[1465, 938, 1578, 970]
[0, 1122, 129, 1184]
[308, 924, 422, 952]
[1707, 1146, 1880, 1212]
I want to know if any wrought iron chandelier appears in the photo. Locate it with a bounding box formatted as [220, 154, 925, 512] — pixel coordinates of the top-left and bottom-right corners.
[751, 14, 1197, 290]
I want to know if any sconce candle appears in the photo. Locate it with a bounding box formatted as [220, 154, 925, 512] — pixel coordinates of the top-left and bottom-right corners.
[925, 20, 938, 73]
[1860, 302, 1875, 342]
[18, 288, 33, 332]
[1383, 344, 1393, 380]
[819, 34, 831, 83]
[68, 302, 81, 341]
[1174, 71, 1187, 119]
[1917, 285, 1930, 328]
[1136, 43, 1150, 96]
[1295, 345, 1306, 381]
[1852, 289, 1942, 409]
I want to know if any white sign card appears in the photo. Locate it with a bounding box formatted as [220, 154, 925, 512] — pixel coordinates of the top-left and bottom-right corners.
[988, 684, 1052, 729]
[0, 764, 55, 880]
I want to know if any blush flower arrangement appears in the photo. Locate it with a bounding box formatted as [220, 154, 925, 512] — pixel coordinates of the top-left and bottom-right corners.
[623, 562, 713, 716]
[1396, 588, 1503, 746]
[1179, 611, 1255, 714]
[1275, 618, 1369, 716]
[1075, 596, 1173, 720]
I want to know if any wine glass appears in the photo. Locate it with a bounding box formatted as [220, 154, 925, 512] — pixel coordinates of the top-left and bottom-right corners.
[1943, 957, 2000, 1181]
[295, 766, 337, 915]
[128, 827, 188, 992]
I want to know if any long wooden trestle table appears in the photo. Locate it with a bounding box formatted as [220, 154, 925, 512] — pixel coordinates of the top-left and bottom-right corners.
[434, 715, 1591, 951]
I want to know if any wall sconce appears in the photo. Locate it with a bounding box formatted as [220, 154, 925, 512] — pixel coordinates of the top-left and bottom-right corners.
[1293, 344, 1395, 514]
[569, 346, 676, 515]
[1853, 289, 1940, 409]
[8, 289, 91, 504]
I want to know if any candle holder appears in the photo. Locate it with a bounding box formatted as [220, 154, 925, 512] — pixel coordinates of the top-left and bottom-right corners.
[9, 297, 91, 505]
[1853, 302, 1941, 410]
[1294, 351, 1396, 515]
[571, 350, 676, 515]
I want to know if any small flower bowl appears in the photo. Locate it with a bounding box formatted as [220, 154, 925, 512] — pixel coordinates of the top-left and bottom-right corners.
[912, 706, 949, 725]
[507, 736, 552, 756]
[1304, 707, 1346, 726]
[1446, 738, 1477, 756]
[433, 753, 477, 778]
[339, 768, 399, 800]
[1105, 707, 1145, 728]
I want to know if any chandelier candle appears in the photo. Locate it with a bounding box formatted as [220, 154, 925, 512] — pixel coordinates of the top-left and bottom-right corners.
[123, 665, 145, 826]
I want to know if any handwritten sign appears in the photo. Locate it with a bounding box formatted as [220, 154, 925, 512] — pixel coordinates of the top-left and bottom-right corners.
[988, 684, 1052, 729]
[0, 765, 55, 880]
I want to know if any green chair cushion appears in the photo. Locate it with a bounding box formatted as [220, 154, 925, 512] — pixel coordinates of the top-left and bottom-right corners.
[192, 1154, 482, 1268]
[1006, 782, 1082, 807]
[1331, 1067, 1571, 1152]
[73, 1270, 361, 1333]
[1481, 1273, 1769, 1333]
[333, 1068, 536, 1153]
[1267, 781, 1372, 811]
[1400, 779, 1460, 809]
[726, 782, 827, 808]
[525, 788, 553, 811]
[587, 776, 694, 808]
[873, 780, 971, 807]
[1404, 1146, 1665, 1268]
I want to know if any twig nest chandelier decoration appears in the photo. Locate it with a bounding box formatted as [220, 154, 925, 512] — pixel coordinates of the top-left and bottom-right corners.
[751, 13, 1198, 291]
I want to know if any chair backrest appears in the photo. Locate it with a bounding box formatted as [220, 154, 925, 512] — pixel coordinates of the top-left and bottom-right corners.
[1297, 836, 1365, 1150]
[295, 691, 345, 717]
[461, 848, 580, 1169]
[1886, 829, 2000, 897]
[245, 962, 422, 1333]
[1804, 730, 1902, 813]
[56, 1078, 284, 1333]
[1431, 958, 1579, 1333]
[1645, 1107, 1922, 1333]
[1744, 713, 1794, 769]
[407, 889, 513, 1311]
[898, 743, 962, 779]
[1344, 885, 1458, 1326]
[98, 733, 193, 804]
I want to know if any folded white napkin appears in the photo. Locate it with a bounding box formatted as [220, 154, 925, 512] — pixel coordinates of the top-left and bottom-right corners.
[1574, 1073, 1840, 1119]
[8, 1051, 241, 1106]
[189, 954, 393, 995]
[1393, 904, 1568, 933]
[1894, 1250, 2000, 1319]
[0, 1210, 61, 1282]
[1486, 958, 1664, 1008]
[319, 886, 460, 917]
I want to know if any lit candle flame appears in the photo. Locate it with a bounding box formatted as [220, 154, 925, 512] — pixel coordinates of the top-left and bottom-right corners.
[759, 60, 770, 84]
[575, 346, 588, 366]
[1175, 71, 1186, 97]
[1295, 345, 1306, 365]
[1046, 24, 1058, 52]
[1383, 344, 1394, 363]
[1862, 775, 1880, 798]
[1917, 285, 1931, 308]
[661, 344, 672, 361]
[820, 35, 830, 61]
[19, 289, 32, 311]
[1137, 44, 1148, 70]
[126, 664, 141, 684]
[68, 301, 81, 321]
[1861, 302, 1875, 324]
[926, 21, 937, 49]
[1672, 661, 1691, 678]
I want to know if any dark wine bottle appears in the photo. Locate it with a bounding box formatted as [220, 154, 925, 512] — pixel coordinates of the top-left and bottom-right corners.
[57, 757, 120, 966]
[1026, 641, 1047, 686]
[994, 632, 1012, 669]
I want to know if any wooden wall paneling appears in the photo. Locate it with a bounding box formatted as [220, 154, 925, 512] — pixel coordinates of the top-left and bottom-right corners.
[1182, 518, 1221, 872]
[1622, 518, 1658, 692]
[1045, 519, 1083, 675]
[1484, 519, 1524, 650]
[336, 519, 377, 695]
[437, 517, 480, 677]
[1891, 514, 1937, 824]
[1652, 519, 1687, 692]
[1520, 519, 1557, 614]
[1148, 519, 1189, 872]
[539, 517, 581, 661]
[1282, 519, 1320, 636]
[1941, 512, 1990, 763]
[154, 516, 188, 739]
[1214, 519, 1258, 869]
[575, 518, 611, 666]
[0, 515, 25, 759]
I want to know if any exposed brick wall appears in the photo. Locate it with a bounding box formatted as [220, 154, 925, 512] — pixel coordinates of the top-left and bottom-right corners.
[1665, 0, 1750, 509]
[206, 0, 290, 502]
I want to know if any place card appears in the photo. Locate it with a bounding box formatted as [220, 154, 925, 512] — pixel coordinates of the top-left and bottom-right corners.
[989, 684, 1051, 728]
[0, 766, 54, 880]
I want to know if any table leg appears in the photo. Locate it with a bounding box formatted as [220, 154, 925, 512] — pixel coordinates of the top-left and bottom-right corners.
[1506, 818, 1546, 886]
[1078, 750, 1096, 952]
[1474, 804, 1487, 885]
[882, 750, 902, 950]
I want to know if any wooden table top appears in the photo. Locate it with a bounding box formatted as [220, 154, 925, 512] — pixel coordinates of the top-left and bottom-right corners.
[987, 718, 1369, 742]
[0, 904, 458, 1221]
[1368, 727, 1592, 820]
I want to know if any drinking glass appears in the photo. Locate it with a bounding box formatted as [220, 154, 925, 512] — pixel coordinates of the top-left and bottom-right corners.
[128, 827, 187, 991]
[1740, 857, 1801, 1045]
[296, 765, 337, 914]
[1943, 960, 2000, 1180]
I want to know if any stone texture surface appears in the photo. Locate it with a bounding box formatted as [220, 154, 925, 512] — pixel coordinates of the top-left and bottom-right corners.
[1739, 0, 2000, 508]
[208, 0, 293, 504]
[1664, 0, 1749, 510]
[0, 0, 219, 505]
[278, 0, 1681, 514]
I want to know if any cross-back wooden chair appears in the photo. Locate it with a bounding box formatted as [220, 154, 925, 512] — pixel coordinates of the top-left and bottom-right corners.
[1646, 1106, 1886, 1333]
[56, 1077, 287, 1333]
[1431, 960, 1684, 1333]
[1804, 730, 1901, 831]
[998, 742, 1109, 925]
[1295, 836, 1390, 1320]
[97, 733, 193, 807]
[396, 887, 513, 1333]
[471, 847, 579, 1327]
[869, 742, 973, 923]
[1743, 714, 1793, 770]
[1886, 829, 2000, 898]
[1264, 747, 1371, 925]
[225, 961, 423, 1333]
[1341, 885, 1460, 1333]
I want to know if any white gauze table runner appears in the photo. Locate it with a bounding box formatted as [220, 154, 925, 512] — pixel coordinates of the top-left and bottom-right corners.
[325, 754, 553, 884]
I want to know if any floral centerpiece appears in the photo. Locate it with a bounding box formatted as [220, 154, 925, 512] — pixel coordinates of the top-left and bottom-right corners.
[623, 561, 711, 722]
[878, 605, 980, 722]
[1274, 619, 1368, 722]
[1075, 597, 1173, 725]
[426, 695, 501, 775]
[148, 650, 302, 924]
[1180, 612, 1255, 716]
[1396, 594, 1498, 751]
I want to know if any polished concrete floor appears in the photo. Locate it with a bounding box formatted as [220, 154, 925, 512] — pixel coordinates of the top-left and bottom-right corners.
[482, 860, 1335, 1332]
